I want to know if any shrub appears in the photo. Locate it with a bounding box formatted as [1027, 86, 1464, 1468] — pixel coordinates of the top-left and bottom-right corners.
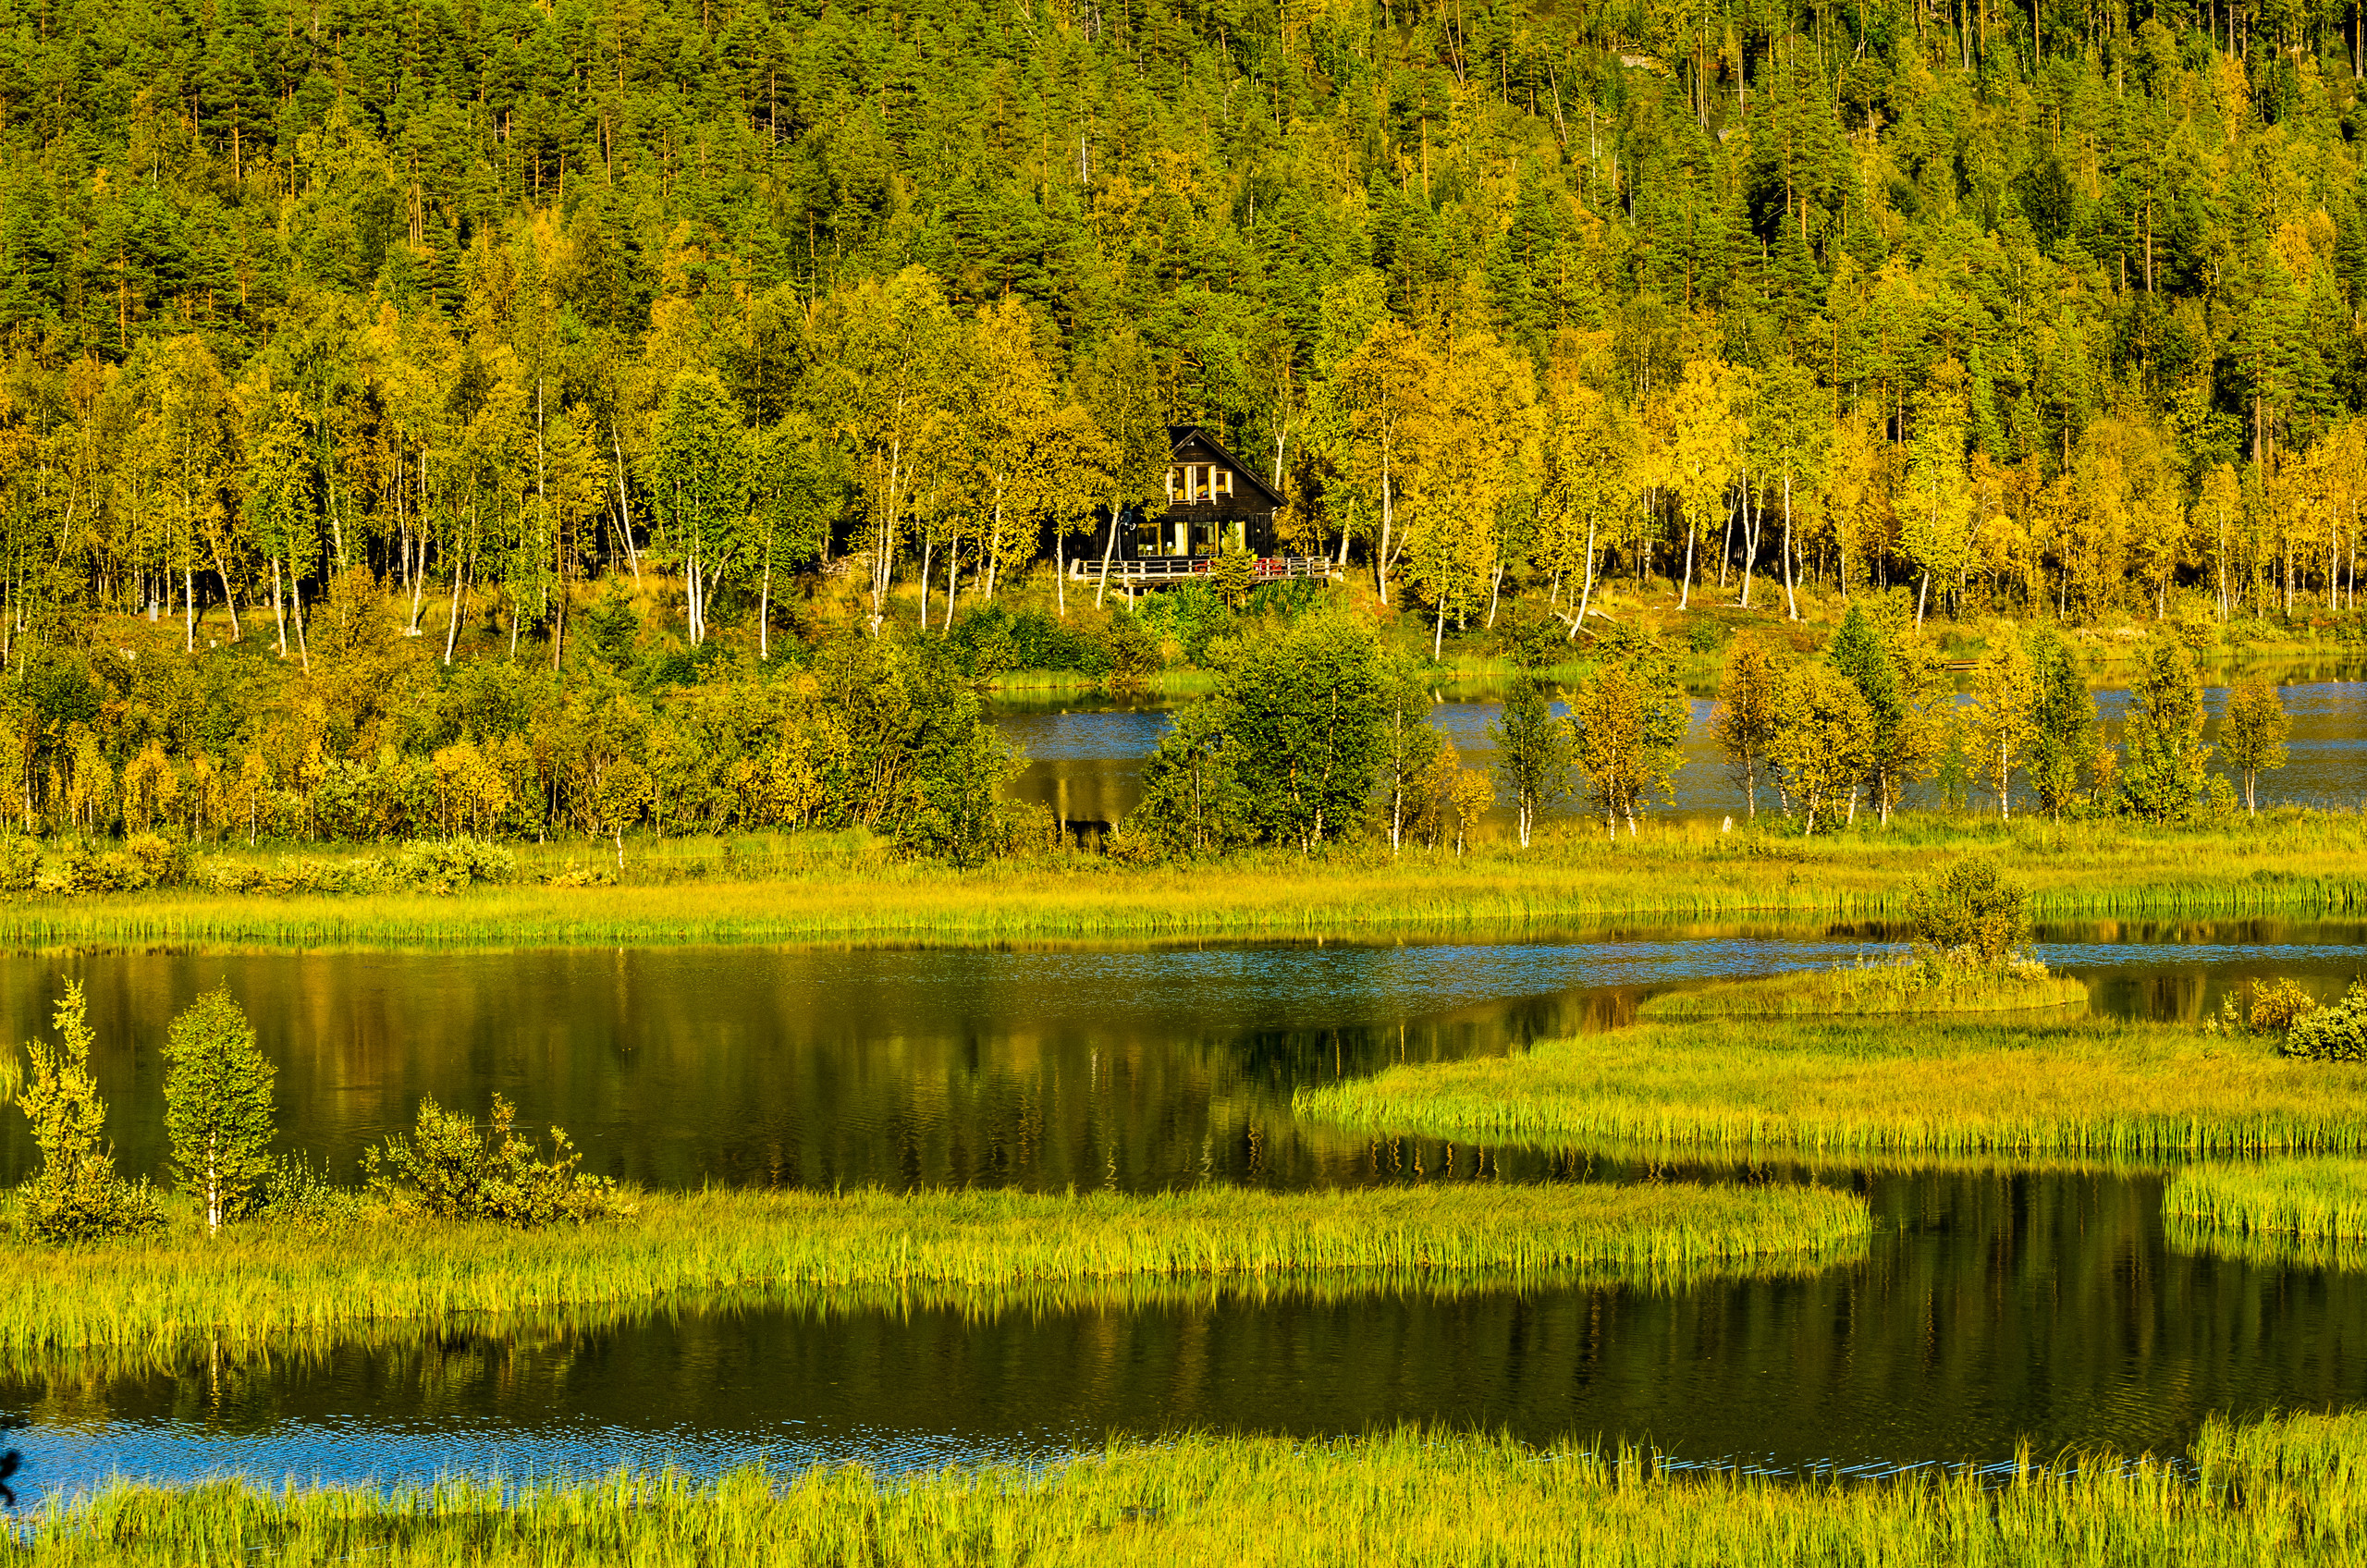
[1906, 854, 2028, 969]
[393, 838, 516, 893]
[14, 983, 164, 1243]
[2282, 983, 2367, 1062]
[124, 832, 187, 888]
[0, 837, 39, 892]
[364, 1093, 626, 1226]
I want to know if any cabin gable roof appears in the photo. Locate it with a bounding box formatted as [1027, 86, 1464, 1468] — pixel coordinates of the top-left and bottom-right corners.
[1167, 424, 1284, 510]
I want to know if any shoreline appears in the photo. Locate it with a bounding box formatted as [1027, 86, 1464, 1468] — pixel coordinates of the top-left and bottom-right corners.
[0, 817, 2357, 950]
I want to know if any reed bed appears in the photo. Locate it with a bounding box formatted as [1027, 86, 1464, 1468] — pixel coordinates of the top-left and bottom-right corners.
[18, 1409, 2367, 1564]
[1637, 963, 2091, 1019]
[1295, 1018, 2367, 1160]
[3, 1246, 1870, 1389]
[0, 1182, 1869, 1360]
[0, 815, 2358, 949]
[2163, 1159, 2367, 1243]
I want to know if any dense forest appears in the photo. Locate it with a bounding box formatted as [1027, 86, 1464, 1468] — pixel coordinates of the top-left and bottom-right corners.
[0, 0, 2353, 851]
[6, 0, 2367, 631]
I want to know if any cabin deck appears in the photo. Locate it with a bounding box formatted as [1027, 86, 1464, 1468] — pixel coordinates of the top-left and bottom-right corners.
[1068, 555, 1340, 585]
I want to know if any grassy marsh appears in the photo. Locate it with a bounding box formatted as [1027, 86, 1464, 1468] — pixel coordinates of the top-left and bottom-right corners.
[0, 1181, 1868, 1359]
[1295, 1017, 2367, 1160]
[2162, 1159, 2367, 1264]
[1636, 962, 2091, 1019]
[1, 815, 2361, 948]
[18, 1410, 2367, 1565]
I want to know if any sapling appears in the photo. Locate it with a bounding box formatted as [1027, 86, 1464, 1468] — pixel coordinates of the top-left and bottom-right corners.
[163, 986, 277, 1233]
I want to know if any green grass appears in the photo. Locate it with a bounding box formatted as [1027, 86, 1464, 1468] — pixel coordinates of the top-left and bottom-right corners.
[2162, 1158, 2367, 1273]
[19, 1409, 2367, 1565]
[1637, 961, 2091, 1019]
[2, 814, 2361, 948]
[0, 1181, 1869, 1361]
[1294, 1017, 2367, 1160]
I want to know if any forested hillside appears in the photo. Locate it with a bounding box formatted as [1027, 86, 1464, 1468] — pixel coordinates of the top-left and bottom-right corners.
[3, 0, 2365, 641]
[0, 0, 2356, 855]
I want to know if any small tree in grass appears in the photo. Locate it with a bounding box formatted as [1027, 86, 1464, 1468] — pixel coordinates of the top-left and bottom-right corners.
[16, 982, 163, 1242]
[164, 986, 276, 1233]
[1490, 680, 1571, 848]
[2219, 678, 2290, 816]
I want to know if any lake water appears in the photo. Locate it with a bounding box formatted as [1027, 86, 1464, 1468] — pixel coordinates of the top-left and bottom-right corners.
[6, 923, 2367, 1504]
[999, 678, 2367, 830]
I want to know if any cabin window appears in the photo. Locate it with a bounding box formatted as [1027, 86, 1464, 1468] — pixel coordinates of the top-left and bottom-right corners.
[1164, 467, 1179, 501]
[1212, 469, 1233, 499]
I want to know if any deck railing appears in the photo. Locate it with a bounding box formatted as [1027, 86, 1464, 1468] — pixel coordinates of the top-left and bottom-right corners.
[1068, 555, 1339, 583]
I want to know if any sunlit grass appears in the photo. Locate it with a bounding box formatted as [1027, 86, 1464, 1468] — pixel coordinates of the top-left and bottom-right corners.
[0, 1181, 1869, 1360]
[20, 1409, 2367, 1565]
[1636, 960, 2090, 1019]
[1, 814, 2361, 949]
[1295, 1017, 2367, 1160]
[2162, 1158, 2367, 1275]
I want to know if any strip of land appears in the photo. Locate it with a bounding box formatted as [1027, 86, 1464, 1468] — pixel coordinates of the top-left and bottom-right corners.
[1, 816, 2361, 949]
[1635, 967, 2091, 1019]
[1295, 1019, 2367, 1160]
[0, 1182, 1867, 1359]
[19, 1409, 2366, 1565]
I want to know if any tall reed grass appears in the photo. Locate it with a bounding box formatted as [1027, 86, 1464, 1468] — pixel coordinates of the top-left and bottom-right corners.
[18, 1409, 2367, 1565]
[1636, 961, 2090, 1019]
[2163, 1159, 2367, 1244]
[1295, 1018, 2367, 1160]
[0, 1182, 1868, 1360]
[1, 815, 2361, 948]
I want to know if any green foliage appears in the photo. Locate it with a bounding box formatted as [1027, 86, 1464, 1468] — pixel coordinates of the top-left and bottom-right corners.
[810, 632, 1026, 865]
[1121, 612, 1387, 857]
[1132, 581, 1239, 667]
[2283, 984, 2367, 1063]
[1489, 681, 1572, 848]
[2117, 637, 2212, 823]
[2220, 678, 2292, 815]
[363, 1094, 625, 1228]
[13, 983, 164, 1243]
[948, 603, 1113, 678]
[1906, 854, 2029, 969]
[162, 987, 277, 1232]
[1492, 602, 1569, 672]
[2023, 628, 2102, 821]
[1567, 658, 1689, 836]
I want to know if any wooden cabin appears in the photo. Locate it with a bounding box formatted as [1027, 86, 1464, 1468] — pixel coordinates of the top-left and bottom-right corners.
[1074, 425, 1334, 586]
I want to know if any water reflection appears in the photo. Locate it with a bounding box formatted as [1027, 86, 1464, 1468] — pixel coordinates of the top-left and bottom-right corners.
[9, 1167, 2367, 1503]
[1, 924, 2360, 1192]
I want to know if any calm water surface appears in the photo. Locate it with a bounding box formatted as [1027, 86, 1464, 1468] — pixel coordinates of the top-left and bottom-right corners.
[1, 924, 2360, 1191]
[1000, 678, 2367, 827]
[3, 924, 2366, 1502]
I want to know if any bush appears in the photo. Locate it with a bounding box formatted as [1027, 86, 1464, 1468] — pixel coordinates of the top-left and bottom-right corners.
[393, 838, 515, 893]
[364, 1093, 627, 1226]
[124, 832, 187, 888]
[2281, 983, 2367, 1062]
[0, 837, 39, 892]
[256, 1151, 370, 1224]
[14, 982, 165, 1243]
[1906, 854, 2028, 969]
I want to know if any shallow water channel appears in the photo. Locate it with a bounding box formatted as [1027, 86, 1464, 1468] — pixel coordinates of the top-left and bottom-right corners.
[999, 676, 2367, 830]
[5, 922, 2367, 1502]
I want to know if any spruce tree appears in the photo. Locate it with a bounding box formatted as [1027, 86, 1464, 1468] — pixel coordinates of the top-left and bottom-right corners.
[163, 986, 277, 1233]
